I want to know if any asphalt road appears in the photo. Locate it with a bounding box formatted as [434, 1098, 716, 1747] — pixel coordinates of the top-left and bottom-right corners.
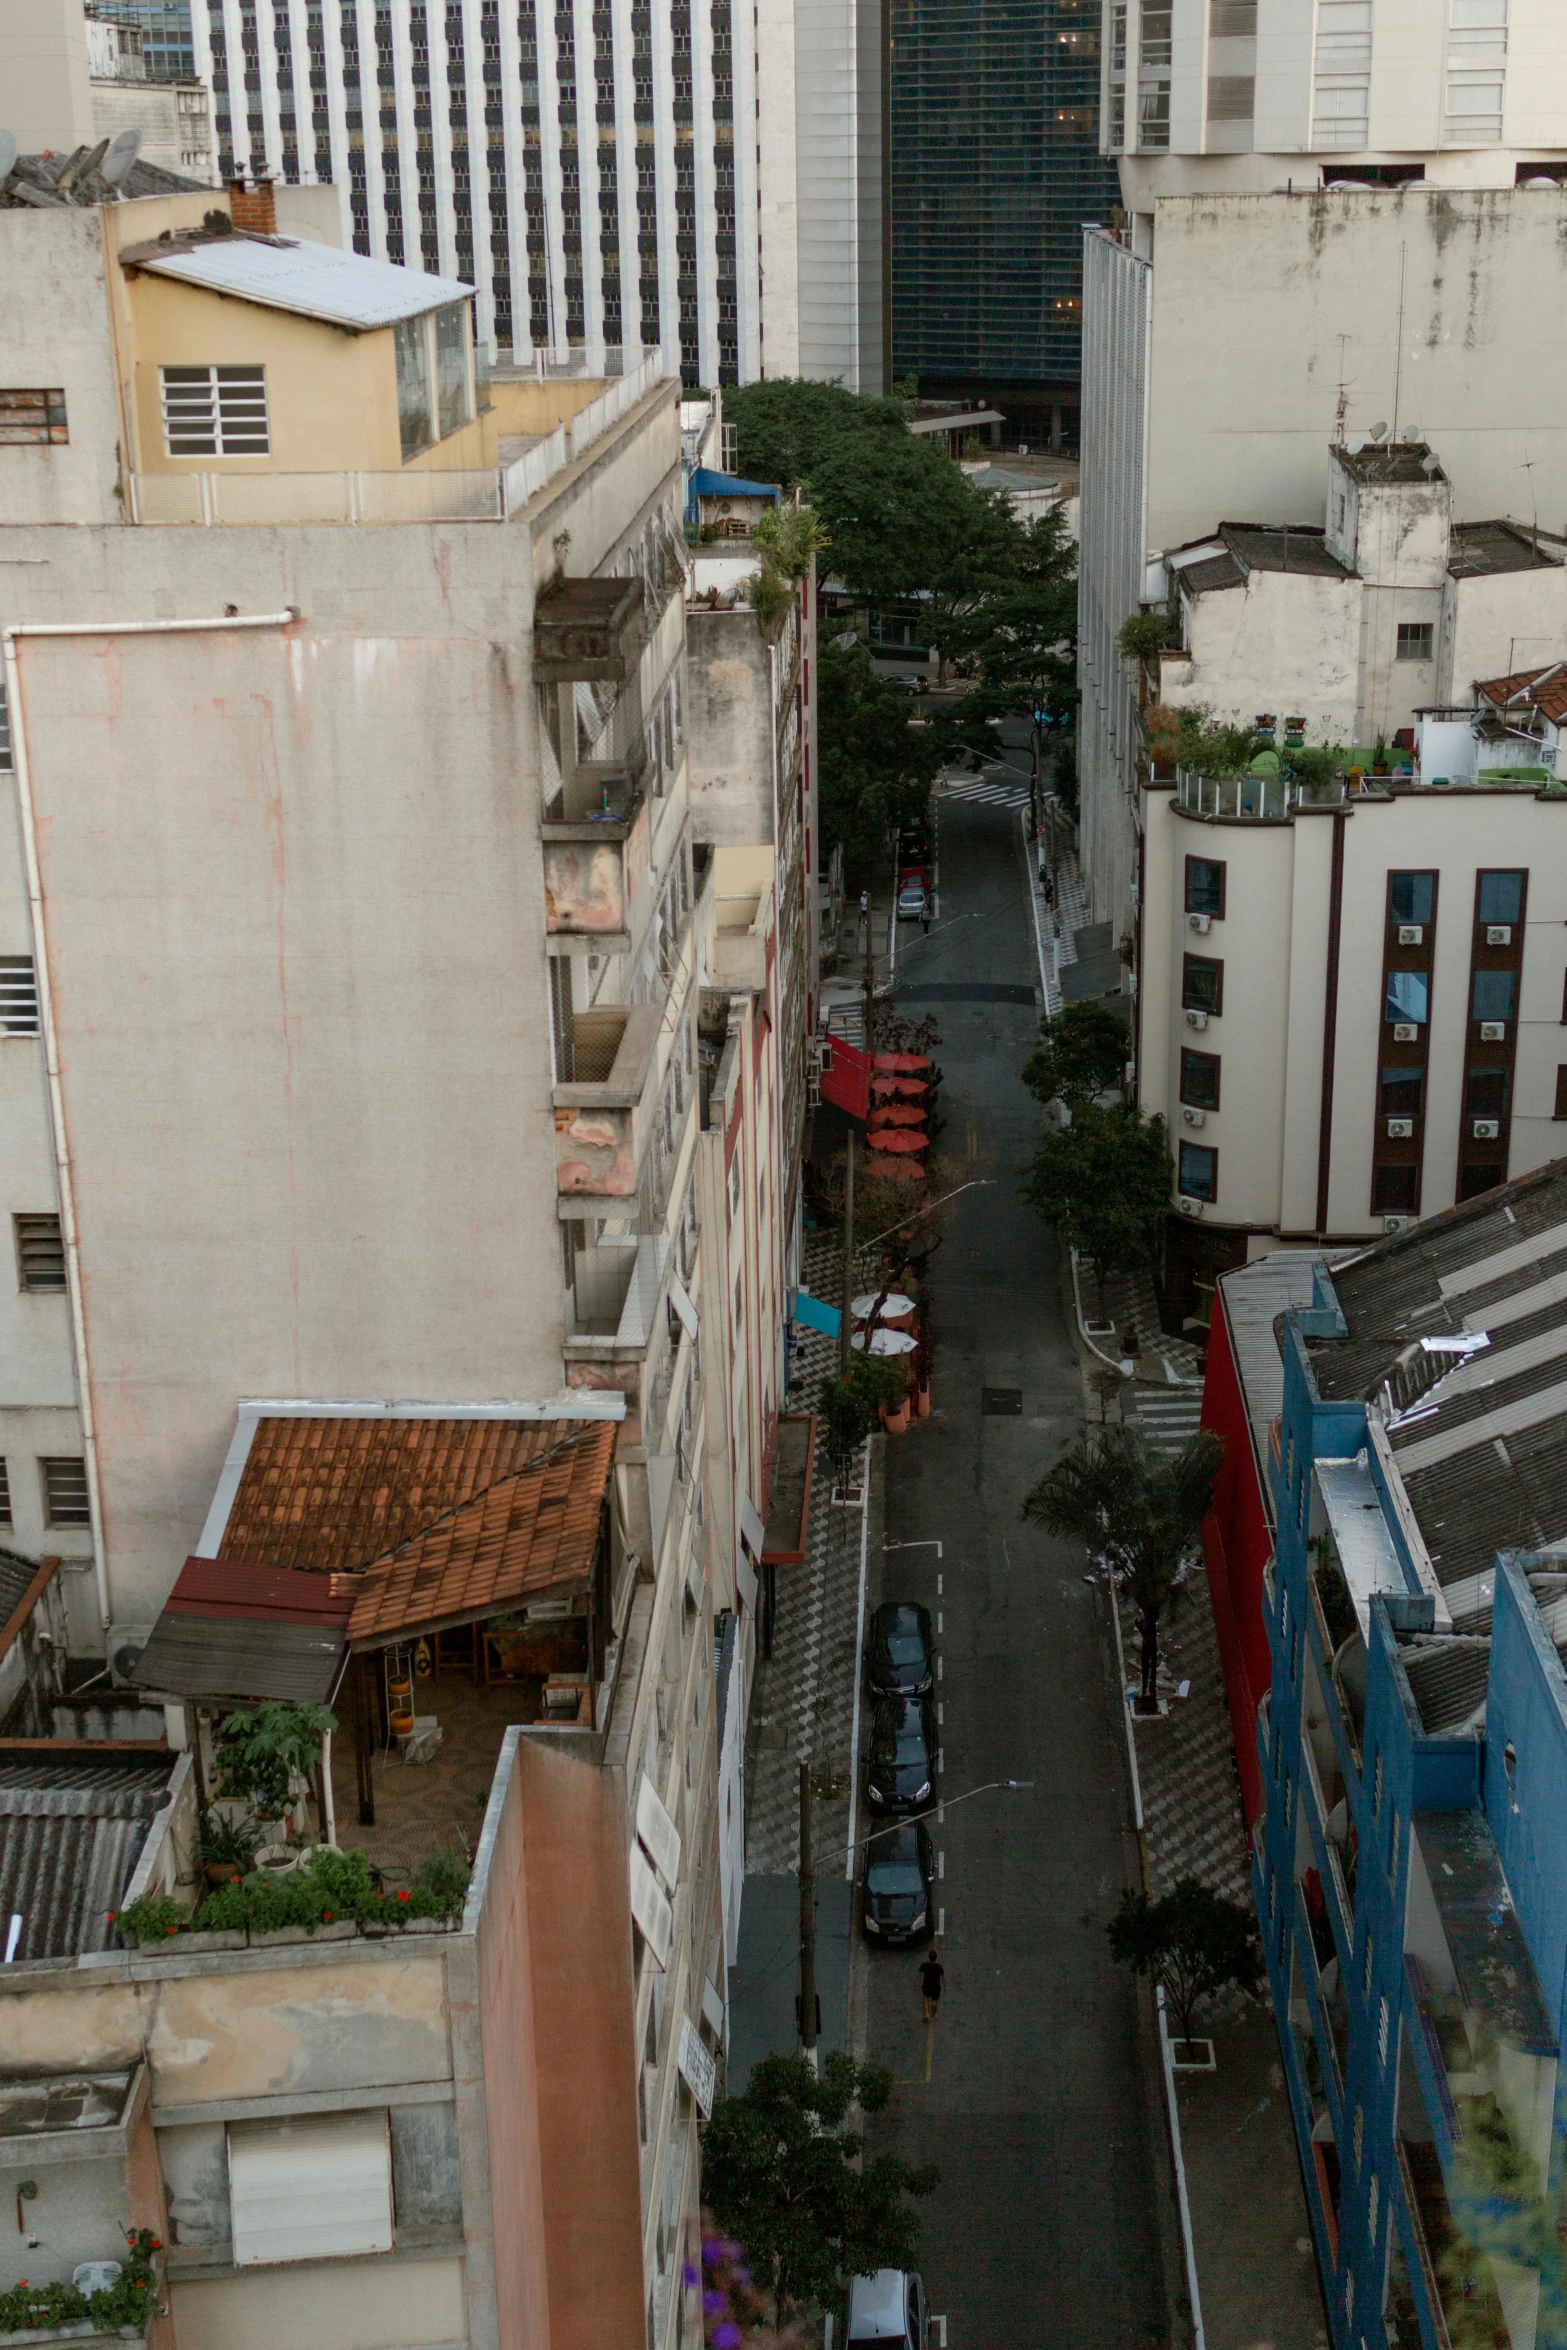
[860, 792, 1170, 2348]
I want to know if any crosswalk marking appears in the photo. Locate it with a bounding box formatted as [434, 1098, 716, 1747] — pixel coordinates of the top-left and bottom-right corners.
[940, 777, 1032, 808]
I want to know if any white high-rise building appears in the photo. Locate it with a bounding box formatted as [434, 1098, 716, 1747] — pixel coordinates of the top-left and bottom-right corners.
[193, 0, 886, 388]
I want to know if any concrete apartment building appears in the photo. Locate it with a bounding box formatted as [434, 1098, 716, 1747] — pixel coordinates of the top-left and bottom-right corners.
[0, 163, 804, 2350]
[84, 7, 216, 179]
[1201, 1161, 1567, 2350]
[1134, 441, 1567, 1305]
[1079, 0, 1567, 935]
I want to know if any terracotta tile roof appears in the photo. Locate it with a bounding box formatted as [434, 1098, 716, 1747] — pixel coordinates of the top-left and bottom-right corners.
[219, 1417, 576, 1574]
[346, 1420, 616, 1648]
[1477, 664, 1567, 725]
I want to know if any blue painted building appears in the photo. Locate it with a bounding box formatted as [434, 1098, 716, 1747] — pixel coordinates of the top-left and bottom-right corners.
[1226, 1160, 1567, 2349]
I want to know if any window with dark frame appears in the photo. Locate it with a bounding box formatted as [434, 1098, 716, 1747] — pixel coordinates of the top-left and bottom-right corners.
[1380, 1068, 1423, 1117]
[1386, 970, 1429, 1025]
[1395, 622, 1434, 662]
[0, 390, 68, 445]
[1182, 955, 1223, 1014]
[1465, 1067, 1509, 1119]
[1179, 1048, 1221, 1110]
[1184, 857, 1225, 918]
[13, 1214, 64, 1292]
[40, 1457, 89, 1529]
[1389, 873, 1435, 927]
[1472, 969, 1517, 1022]
[1372, 1163, 1420, 1214]
[1178, 1141, 1218, 1200]
[1478, 871, 1525, 927]
[0, 1460, 9, 1523]
[1556, 1067, 1567, 1120]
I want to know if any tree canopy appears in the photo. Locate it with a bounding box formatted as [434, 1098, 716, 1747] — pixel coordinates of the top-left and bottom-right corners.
[1021, 1000, 1129, 1111]
[701, 2052, 938, 2324]
[1023, 1101, 1172, 1297]
[819, 643, 943, 885]
[1107, 1876, 1262, 2044]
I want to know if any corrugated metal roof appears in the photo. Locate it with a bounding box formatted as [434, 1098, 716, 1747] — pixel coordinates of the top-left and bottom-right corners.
[134, 236, 474, 332]
[0, 1754, 174, 1959]
[1216, 1251, 1324, 1521]
[1400, 1636, 1492, 1736]
[1448, 521, 1565, 580]
[132, 1614, 348, 1707]
[0, 1548, 39, 1632]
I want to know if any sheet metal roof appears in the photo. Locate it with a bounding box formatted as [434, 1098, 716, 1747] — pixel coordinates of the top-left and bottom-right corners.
[133, 235, 474, 331]
[1447, 520, 1565, 580]
[0, 2072, 132, 2140]
[347, 1420, 616, 1648]
[1215, 1252, 1325, 1525]
[0, 1752, 175, 1960]
[0, 1548, 40, 1639]
[131, 1557, 357, 1707]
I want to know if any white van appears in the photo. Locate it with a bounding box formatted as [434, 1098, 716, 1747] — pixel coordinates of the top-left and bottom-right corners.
[846, 2269, 928, 2350]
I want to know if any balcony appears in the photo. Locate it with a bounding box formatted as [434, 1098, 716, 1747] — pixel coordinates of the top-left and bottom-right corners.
[1175, 767, 1348, 820]
[542, 771, 650, 953]
[554, 1001, 662, 1203]
[127, 468, 506, 525]
[534, 574, 664, 684]
[566, 1232, 671, 1351]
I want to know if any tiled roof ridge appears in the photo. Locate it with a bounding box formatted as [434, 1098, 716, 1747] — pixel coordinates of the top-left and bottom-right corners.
[354, 1421, 608, 1577]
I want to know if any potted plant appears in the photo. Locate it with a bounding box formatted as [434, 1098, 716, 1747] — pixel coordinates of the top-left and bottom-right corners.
[214, 1700, 337, 1826]
[1372, 731, 1390, 775]
[198, 1808, 258, 1885]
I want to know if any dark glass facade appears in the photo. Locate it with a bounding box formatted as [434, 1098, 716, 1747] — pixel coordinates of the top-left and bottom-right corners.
[97, 1, 196, 80]
[889, 0, 1118, 413]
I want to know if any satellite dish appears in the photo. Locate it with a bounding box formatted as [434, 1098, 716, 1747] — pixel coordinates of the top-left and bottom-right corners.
[1347, 437, 1366, 454]
[1369, 420, 1390, 441]
[1334, 177, 1373, 191]
[0, 131, 17, 185]
[100, 127, 141, 188]
[1525, 175, 1559, 189]
[1421, 452, 1442, 475]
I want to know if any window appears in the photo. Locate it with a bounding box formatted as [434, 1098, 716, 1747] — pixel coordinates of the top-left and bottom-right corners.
[0, 678, 10, 773]
[1385, 971, 1429, 1026]
[1208, 74, 1254, 117]
[1180, 1049, 1221, 1110]
[1478, 870, 1525, 925]
[1389, 872, 1435, 926]
[434, 301, 471, 438]
[1372, 1163, 1420, 1213]
[228, 2110, 394, 2266]
[14, 1213, 64, 1291]
[1466, 1066, 1509, 1117]
[1396, 622, 1434, 662]
[1184, 856, 1225, 918]
[1380, 1068, 1423, 1118]
[1182, 955, 1223, 1015]
[1450, 0, 1507, 53]
[0, 958, 39, 1035]
[160, 366, 269, 456]
[1209, 0, 1256, 29]
[0, 389, 68, 445]
[394, 314, 433, 458]
[40, 1457, 89, 1528]
[1316, 0, 1372, 66]
[1178, 1141, 1218, 1201]
[1555, 1066, 1567, 1120]
[1446, 70, 1504, 139]
[1471, 968, 1516, 1022]
[0, 1461, 9, 1523]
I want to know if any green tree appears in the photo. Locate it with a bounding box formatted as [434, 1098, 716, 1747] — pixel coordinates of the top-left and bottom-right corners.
[1106, 1876, 1262, 2044]
[1022, 1424, 1223, 1710]
[819, 642, 942, 885]
[1023, 1100, 1172, 1304]
[215, 1701, 338, 1818]
[937, 508, 1078, 737]
[1021, 1000, 1128, 1110]
[701, 2052, 938, 2326]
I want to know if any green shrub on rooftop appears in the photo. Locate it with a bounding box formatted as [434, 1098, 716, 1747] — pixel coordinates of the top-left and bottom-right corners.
[114, 1843, 471, 1945]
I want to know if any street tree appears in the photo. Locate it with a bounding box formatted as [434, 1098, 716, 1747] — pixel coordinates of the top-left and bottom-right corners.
[819, 643, 943, 885]
[935, 507, 1077, 739]
[1021, 1423, 1223, 1710]
[1023, 1100, 1172, 1306]
[701, 2052, 938, 2326]
[1021, 1000, 1128, 1111]
[1106, 1876, 1263, 2045]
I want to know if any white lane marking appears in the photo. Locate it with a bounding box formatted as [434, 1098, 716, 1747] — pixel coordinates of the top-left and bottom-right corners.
[938, 1850, 945, 1879]
[937, 1572, 944, 1595]
[938, 1907, 946, 1936]
[937, 1611, 944, 1634]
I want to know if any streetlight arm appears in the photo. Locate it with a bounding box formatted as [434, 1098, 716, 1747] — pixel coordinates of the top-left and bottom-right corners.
[851, 1778, 1033, 1856]
[861, 1178, 996, 1256]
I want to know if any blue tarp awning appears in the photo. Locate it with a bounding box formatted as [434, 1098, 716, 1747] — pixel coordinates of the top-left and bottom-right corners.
[689, 468, 781, 503]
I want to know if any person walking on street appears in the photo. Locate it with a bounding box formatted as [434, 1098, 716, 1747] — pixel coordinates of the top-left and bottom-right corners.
[920, 1946, 946, 2023]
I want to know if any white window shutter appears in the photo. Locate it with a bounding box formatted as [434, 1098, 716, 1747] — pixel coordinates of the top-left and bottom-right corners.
[629, 1842, 674, 1968]
[227, 2110, 394, 2266]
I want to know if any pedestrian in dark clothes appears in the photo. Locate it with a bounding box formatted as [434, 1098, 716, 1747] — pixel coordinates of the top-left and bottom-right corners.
[920, 1946, 946, 2022]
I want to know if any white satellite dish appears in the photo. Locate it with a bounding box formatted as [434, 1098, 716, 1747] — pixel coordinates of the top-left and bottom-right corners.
[0, 131, 17, 185]
[1347, 437, 1366, 455]
[1525, 175, 1560, 189]
[1421, 451, 1442, 475]
[100, 128, 141, 188]
[1368, 420, 1390, 442]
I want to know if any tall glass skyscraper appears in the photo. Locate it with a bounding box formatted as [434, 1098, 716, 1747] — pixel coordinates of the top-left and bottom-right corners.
[96, 1, 198, 79]
[889, 0, 1118, 439]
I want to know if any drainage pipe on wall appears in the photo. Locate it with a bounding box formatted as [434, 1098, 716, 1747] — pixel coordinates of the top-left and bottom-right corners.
[2, 609, 297, 1632]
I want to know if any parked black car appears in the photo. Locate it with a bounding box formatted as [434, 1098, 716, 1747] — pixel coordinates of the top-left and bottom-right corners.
[860, 1818, 936, 1945]
[865, 1601, 935, 1699]
[866, 1695, 937, 1813]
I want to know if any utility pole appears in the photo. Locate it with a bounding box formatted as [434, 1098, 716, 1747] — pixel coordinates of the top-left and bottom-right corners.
[798, 1760, 818, 2069]
[863, 886, 877, 1056]
[839, 1127, 856, 1370]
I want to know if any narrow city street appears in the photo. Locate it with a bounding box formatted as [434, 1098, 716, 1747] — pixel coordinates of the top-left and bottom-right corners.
[861, 789, 1171, 2347]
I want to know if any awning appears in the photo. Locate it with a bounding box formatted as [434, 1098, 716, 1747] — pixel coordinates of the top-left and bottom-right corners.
[131, 1557, 356, 1708]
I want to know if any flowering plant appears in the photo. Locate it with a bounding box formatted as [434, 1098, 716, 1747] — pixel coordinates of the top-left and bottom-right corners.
[693, 2221, 802, 2348]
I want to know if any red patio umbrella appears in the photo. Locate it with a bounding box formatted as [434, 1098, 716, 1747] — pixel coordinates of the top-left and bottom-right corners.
[873, 1052, 930, 1073]
[871, 1105, 928, 1129]
[866, 1127, 927, 1154]
[864, 1158, 927, 1183]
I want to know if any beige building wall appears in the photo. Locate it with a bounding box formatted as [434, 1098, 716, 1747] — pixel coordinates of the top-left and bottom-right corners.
[0, 0, 93, 155]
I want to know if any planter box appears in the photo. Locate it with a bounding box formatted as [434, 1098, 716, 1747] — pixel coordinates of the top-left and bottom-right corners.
[1169, 2037, 1216, 2071]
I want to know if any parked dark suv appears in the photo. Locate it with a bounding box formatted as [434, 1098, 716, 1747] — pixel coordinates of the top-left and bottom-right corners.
[865, 1601, 934, 1699]
[860, 1818, 936, 1945]
[866, 1695, 937, 1813]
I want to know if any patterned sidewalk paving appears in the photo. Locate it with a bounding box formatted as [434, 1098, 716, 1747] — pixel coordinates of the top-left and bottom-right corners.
[743, 1231, 875, 1876]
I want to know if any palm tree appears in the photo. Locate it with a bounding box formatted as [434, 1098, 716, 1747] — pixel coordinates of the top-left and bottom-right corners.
[1022, 1424, 1223, 1713]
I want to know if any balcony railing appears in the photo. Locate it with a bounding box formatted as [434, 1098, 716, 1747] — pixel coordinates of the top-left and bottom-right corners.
[128, 467, 506, 526]
[554, 1002, 662, 1202]
[568, 1231, 670, 1347]
[543, 777, 650, 951]
[1175, 767, 1348, 820]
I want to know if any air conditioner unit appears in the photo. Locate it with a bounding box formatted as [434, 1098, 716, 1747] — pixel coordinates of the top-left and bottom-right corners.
[1182, 1106, 1207, 1128]
[108, 1624, 155, 1687]
[1178, 1196, 1204, 1218]
[1487, 925, 1512, 946]
[1480, 1020, 1506, 1042]
[1383, 1214, 1411, 1233]
[1398, 924, 1423, 946]
[1188, 912, 1211, 934]
[1184, 1008, 1208, 1031]
[1393, 1022, 1418, 1043]
[1386, 1117, 1413, 1139]
[1473, 1118, 1500, 1140]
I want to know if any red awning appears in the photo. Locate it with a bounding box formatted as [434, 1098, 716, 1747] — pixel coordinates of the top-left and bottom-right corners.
[873, 1053, 930, 1073]
[866, 1128, 927, 1154]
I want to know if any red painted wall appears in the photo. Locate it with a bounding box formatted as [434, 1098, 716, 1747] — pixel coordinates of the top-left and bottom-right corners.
[1199, 1293, 1275, 1831]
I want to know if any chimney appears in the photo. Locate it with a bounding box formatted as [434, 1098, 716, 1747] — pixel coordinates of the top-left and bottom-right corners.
[229, 175, 277, 235]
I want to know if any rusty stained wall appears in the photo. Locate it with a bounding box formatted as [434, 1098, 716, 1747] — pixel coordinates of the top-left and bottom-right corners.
[1148, 189, 1567, 555]
[555, 1101, 639, 1199]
